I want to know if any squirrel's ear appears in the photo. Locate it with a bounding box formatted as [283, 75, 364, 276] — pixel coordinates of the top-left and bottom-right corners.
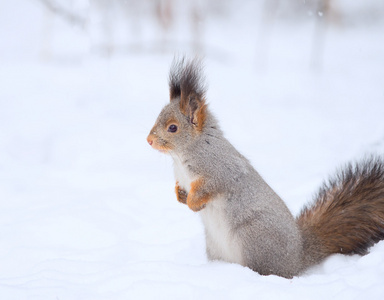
[182, 94, 207, 131]
[169, 57, 207, 131]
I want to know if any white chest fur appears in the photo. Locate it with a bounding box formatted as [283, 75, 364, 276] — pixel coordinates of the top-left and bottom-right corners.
[199, 198, 243, 265]
[171, 153, 193, 192]
[171, 154, 243, 265]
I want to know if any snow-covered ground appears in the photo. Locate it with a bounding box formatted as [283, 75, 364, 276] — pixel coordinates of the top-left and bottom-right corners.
[1, 1, 384, 299]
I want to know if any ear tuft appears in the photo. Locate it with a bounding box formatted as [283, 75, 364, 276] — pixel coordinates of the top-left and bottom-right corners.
[169, 56, 206, 103]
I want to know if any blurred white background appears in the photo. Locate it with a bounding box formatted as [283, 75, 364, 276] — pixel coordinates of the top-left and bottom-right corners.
[0, 1, 384, 299]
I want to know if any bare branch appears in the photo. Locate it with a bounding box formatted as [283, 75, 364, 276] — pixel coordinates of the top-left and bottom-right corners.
[39, 0, 86, 28]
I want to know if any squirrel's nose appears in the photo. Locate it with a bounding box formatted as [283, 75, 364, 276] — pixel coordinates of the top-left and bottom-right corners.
[147, 136, 153, 146]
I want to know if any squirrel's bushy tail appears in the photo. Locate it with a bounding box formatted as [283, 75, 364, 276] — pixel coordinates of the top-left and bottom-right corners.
[297, 156, 384, 271]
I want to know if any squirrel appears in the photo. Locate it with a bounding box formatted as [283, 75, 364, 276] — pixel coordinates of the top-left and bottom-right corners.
[146, 57, 384, 278]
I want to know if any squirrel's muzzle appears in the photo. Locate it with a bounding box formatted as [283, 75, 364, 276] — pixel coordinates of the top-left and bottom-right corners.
[147, 135, 154, 146]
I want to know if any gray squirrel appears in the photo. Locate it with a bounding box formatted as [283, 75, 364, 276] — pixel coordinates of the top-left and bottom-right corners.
[146, 57, 384, 278]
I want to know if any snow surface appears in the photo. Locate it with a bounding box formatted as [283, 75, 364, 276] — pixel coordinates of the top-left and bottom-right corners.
[1, 1, 384, 299]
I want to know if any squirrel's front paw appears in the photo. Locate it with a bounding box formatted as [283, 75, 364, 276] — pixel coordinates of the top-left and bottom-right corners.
[186, 193, 209, 212]
[187, 200, 206, 212]
[175, 182, 188, 204]
[187, 178, 211, 212]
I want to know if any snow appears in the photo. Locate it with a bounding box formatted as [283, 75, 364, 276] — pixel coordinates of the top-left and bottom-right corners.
[1, 0, 384, 299]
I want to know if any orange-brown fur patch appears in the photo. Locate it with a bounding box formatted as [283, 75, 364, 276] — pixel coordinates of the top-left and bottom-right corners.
[175, 181, 188, 204]
[187, 178, 212, 212]
[179, 95, 207, 132]
[297, 158, 384, 268]
[194, 101, 207, 132]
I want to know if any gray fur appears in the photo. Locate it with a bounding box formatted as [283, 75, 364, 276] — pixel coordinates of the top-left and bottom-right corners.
[147, 58, 384, 278]
[150, 99, 303, 278]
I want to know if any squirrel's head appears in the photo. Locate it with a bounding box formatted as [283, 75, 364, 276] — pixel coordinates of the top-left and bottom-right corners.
[147, 57, 208, 154]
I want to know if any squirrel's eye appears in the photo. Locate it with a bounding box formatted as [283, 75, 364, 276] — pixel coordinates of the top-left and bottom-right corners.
[168, 124, 178, 133]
